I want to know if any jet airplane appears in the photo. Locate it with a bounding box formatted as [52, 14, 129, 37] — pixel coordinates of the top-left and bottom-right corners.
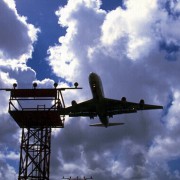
[62, 73, 163, 128]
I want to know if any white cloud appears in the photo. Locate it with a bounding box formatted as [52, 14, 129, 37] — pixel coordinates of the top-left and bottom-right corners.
[100, 7, 127, 46]
[1, 0, 180, 179]
[175, 2, 180, 12]
[0, 163, 17, 179]
[165, 90, 180, 129]
[0, 151, 19, 161]
[101, 0, 159, 60]
[48, 0, 105, 82]
[47, 0, 180, 179]
[0, 1, 42, 179]
[0, 0, 39, 60]
[148, 136, 180, 161]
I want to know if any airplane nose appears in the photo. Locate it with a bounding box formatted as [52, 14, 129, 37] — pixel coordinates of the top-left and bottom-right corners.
[89, 72, 100, 84]
[89, 72, 95, 80]
[89, 72, 98, 79]
[89, 72, 95, 77]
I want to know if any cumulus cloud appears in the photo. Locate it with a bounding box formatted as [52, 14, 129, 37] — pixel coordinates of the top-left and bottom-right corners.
[0, 0, 39, 61]
[46, 0, 180, 179]
[1, 0, 180, 179]
[0, 0, 41, 178]
[48, 0, 106, 82]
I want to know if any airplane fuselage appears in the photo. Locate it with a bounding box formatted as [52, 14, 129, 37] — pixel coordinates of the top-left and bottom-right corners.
[89, 72, 109, 127]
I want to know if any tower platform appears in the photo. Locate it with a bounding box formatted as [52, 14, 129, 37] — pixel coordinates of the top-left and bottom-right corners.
[9, 110, 63, 128]
[8, 88, 65, 128]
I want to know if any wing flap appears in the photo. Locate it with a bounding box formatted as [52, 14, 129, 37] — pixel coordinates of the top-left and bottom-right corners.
[62, 99, 97, 117]
[69, 112, 97, 117]
[90, 122, 124, 127]
[103, 98, 163, 116]
[137, 104, 163, 110]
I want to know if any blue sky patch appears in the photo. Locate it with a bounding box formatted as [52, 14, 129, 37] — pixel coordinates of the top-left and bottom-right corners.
[159, 40, 179, 61]
[168, 158, 180, 172]
[15, 0, 67, 81]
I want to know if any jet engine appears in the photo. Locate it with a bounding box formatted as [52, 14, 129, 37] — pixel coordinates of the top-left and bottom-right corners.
[71, 100, 77, 106]
[139, 99, 145, 109]
[121, 97, 126, 102]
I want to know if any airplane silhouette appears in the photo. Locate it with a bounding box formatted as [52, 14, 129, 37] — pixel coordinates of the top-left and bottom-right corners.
[62, 73, 163, 128]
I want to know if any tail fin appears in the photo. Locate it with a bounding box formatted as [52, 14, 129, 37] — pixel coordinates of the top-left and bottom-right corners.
[90, 122, 124, 127]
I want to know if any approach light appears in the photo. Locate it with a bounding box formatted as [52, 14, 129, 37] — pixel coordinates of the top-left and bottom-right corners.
[13, 83, 17, 89]
[33, 82, 37, 89]
[54, 82, 58, 88]
[74, 82, 78, 88]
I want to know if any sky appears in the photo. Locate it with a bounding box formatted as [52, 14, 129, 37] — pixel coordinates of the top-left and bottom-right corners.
[0, 0, 180, 179]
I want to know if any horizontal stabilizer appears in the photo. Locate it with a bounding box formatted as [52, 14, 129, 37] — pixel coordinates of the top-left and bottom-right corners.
[90, 122, 124, 127]
[108, 122, 125, 126]
[89, 123, 104, 127]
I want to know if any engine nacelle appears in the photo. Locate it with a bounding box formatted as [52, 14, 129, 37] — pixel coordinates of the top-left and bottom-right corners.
[121, 97, 127, 102]
[71, 100, 77, 106]
[139, 99, 145, 109]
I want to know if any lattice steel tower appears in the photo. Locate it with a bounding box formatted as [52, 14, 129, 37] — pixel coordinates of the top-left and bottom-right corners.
[1, 83, 80, 179]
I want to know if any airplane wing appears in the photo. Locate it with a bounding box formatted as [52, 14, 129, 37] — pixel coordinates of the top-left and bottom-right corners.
[90, 122, 125, 127]
[62, 99, 98, 118]
[104, 98, 163, 116]
[61, 98, 163, 118]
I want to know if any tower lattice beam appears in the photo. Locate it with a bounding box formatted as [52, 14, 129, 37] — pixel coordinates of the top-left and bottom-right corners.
[18, 128, 51, 180]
